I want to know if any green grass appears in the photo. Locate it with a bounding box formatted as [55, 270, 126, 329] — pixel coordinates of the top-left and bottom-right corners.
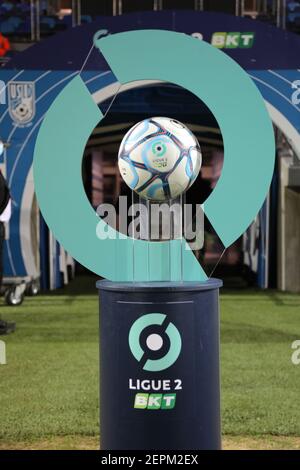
[0, 278, 300, 445]
[221, 290, 300, 436]
[0, 279, 99, 441]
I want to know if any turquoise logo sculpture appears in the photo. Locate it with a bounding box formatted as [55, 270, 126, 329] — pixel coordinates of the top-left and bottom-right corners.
[33, 30, 275, 282]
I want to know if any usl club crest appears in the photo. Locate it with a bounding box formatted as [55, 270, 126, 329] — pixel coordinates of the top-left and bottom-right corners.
[8, 81, 35, 125]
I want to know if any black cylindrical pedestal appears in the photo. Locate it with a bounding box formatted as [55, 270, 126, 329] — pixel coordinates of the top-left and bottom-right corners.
[97, 279, 222, 450]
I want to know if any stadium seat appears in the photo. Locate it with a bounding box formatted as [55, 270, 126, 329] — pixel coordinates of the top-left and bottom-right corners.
[62, 15, 72, 26]
[1, 2, 14, 12]
[40, 16, 56, 29]
[7, 16, 22, 28]
[16, 19, 31, 35]
[293, 15, 300, 30]
[81, 15, 92, 23]
[17, 3, 30, 13]
[287, 1, 300, 12]
[288, 10, 300, 25]
[0, 20, 16, 35]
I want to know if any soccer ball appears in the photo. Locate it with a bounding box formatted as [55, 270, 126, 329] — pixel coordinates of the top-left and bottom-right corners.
[118, 117, 202, 201]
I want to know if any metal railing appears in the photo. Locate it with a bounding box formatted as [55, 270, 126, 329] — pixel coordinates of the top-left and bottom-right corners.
[109, 0, 288, 29]
[4, 0, 292, 42]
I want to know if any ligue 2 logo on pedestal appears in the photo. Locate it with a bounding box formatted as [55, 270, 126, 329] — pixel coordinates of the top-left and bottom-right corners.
[128, 313, 182, 372]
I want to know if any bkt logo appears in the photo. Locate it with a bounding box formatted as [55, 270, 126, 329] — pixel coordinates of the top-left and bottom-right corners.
[128, 313, 181, 372]
[211, 32, 255, 49]
[134, 393, 176, 410]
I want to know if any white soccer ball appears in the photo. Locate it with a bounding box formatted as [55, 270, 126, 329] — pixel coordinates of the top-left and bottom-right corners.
[118, 117, 202, 201]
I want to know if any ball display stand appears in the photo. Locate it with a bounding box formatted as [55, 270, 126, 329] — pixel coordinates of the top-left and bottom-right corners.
[97, 279, 222, 450]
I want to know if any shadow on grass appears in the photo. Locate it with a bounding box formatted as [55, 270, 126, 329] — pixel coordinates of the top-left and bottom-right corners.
[221, 321, 299, 343]
[45, 274, 99, 297]
[221, 290, 300, 308]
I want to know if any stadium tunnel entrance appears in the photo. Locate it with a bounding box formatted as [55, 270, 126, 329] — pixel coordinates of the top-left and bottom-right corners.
[82, 82, 230, 281]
